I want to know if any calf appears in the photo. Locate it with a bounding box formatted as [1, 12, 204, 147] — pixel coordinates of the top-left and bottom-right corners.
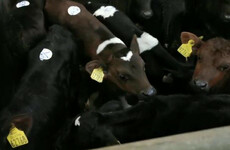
[181, 32, 230, 93]
[0, 25, 77, 150]
[0, 0, 46, 109]
[85, 2, 193, 94]
[56, 94, 230, 149]
[45, 0, 155, 97]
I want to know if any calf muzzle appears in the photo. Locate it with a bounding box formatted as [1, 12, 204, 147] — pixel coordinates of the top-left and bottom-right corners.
[140, 10, 153, 19]
[193, 79, 209, 90]
[140, 86, 157, 96]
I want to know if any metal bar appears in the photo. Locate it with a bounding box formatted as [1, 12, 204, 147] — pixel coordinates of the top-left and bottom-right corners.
[94, 126, 230, 150]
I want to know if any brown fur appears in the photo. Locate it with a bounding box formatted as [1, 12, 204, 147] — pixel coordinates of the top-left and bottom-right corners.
[45, 0, 115, 58]
[181, 31, 230, 93]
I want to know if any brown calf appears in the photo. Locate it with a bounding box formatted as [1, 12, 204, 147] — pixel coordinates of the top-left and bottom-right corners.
[45, 0, 155, 96]
[181, 32, 230, 93]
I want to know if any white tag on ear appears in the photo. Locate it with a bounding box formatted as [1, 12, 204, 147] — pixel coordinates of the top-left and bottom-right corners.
[39, 48, 53, 61]
[68, 6, 81, 16]
[16, 1, 30, 8]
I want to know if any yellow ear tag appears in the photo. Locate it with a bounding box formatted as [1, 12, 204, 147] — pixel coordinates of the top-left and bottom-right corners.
[90, 67, 104, 83]
[177, 39, 195, 61]
[7, 126, 29, 148]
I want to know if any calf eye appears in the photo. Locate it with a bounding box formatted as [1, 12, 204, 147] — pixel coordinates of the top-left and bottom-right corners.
[119, 74, 129, 82]
[218, 65, 230, 72]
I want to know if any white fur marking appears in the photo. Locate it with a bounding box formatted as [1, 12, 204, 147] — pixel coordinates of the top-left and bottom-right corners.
[16, 1, 30, 8]
[75, 116, 81, 126]
[137, 32, 159, 54]
[68, 6, 81, 16]
[39, 48, 53, 61]
[96, 37, 125, 54]
[121, 51, 133, 62]
[93, 6, 118, 19]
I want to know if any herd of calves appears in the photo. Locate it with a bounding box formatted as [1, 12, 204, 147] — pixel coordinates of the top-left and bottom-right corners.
[0, 0, 230, 150]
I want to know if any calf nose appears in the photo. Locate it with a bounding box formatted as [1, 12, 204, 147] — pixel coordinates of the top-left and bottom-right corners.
[141, 10, 153, 19]
[140, 86, 157, 96]
[194, 80, 208, 89]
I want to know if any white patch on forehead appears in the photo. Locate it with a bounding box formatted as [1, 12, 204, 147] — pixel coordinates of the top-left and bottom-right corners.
[97, 37, 125, 54]
[68, 6, 81, 16]
[93, 6, 118, 19]
[74, 116, 81, 126]
[39, 48, 53, 61]
[137, 32, 159, 54]
[121, 51, 133, 62]
[16, 1, 30, 8]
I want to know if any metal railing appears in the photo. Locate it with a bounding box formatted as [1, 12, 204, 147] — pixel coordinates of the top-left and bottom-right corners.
[95, 126, 230, 150]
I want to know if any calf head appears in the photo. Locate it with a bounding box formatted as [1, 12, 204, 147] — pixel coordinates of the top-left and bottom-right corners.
[86, 35, 156, 96]
[181, 32, 230, 93]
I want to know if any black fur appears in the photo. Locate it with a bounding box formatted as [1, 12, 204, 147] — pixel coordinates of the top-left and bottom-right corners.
[0, 25, 78, 150]
[56, 94, 230, 149]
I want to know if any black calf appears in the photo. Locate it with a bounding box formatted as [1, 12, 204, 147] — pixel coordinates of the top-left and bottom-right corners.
[56, 94, 230, 149]
[0, 0, 46, 109]
[0, 25, 77, 150]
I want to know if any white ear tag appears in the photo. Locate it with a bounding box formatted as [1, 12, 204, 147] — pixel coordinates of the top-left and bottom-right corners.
[39, 48, 53, 61]
[68, 6, 81, 16]
[16, 1, 30, 8]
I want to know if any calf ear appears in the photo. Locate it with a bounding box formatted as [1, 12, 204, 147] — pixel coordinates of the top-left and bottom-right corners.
[11, 114, 33, 134]
[130, 34, 140, 54]
[180, 32, 202, 50]
[85, 60, 102, 74]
